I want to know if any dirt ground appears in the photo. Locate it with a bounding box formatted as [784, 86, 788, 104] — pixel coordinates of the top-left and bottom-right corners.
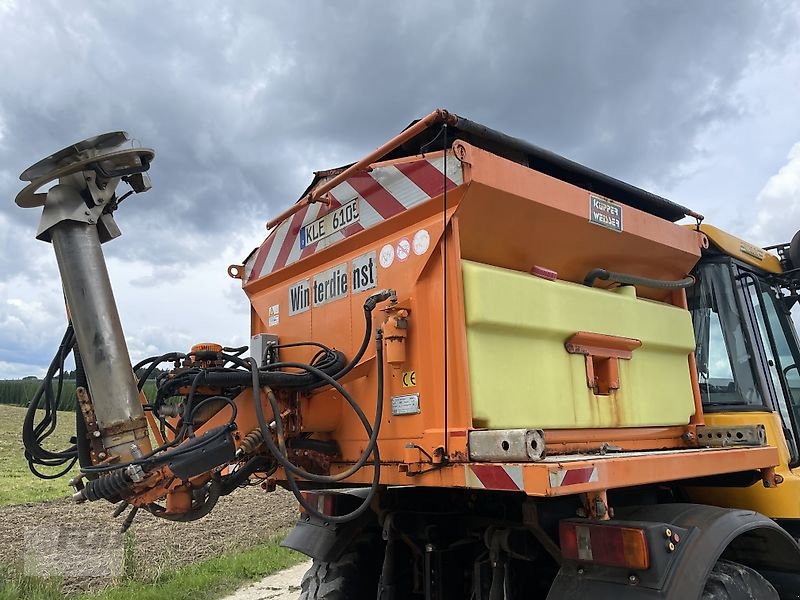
[0, 485, 298, 594]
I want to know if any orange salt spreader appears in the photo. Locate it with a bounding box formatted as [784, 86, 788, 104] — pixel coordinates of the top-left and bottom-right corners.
[17, 110, 800, 599]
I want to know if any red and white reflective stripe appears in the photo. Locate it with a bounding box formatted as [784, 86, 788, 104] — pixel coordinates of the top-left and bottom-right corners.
[245, 154, 462, 282]
[549, 466, 599, 487]
[465, 464, 524, 491]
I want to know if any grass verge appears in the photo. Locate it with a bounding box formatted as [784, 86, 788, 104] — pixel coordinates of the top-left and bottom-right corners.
[0, 536, 304, 600]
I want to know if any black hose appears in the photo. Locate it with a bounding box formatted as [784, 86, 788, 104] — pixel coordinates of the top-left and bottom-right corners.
[251, 329, 386, 523]
[220, 456, 275, 495]
[146, 478, 223, 522]
[583, 268, 695, 290]
[199, 351, 347, 390]
[22, 324, 79, 478]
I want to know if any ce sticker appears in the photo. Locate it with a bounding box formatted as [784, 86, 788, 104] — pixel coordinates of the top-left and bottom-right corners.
[402, 371, 416, 387]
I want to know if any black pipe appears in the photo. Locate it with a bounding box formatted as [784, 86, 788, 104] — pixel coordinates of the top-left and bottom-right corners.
[583, 268, 695, 290]
[200, 351, 346, 390]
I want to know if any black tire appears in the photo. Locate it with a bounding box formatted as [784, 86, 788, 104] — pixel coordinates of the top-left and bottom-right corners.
[298, 532, 383, 600]
[701, 559, 778, 599]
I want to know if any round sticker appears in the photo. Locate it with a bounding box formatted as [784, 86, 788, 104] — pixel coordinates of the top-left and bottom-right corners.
[396, 238, 411, 262]
[379, 244, 395, 268]
[413, 229, 430, 255]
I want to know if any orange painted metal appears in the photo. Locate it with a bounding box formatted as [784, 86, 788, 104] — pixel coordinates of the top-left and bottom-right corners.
[225, 131, 777, 499]
[139, 387, 165, 447]
[301, 445, 779, 498]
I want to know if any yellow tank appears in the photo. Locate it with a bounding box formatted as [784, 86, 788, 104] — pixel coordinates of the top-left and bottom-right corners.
[462, 260, 697, 429]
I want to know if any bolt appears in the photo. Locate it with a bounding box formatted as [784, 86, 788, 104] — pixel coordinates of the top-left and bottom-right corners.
[628, 574, 639, 585]
[98, 452, 107, 459]
[92, 430, 101, 438]
[577, 567, 585, 575]
[594, 498, 607, 517]
[84, 210, 91, 216]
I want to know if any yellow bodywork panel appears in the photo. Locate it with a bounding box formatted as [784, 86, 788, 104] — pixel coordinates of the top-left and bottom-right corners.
[462, 260, 697, 429]
[698, 224, 783, 274]
[685, 411, 800, 519]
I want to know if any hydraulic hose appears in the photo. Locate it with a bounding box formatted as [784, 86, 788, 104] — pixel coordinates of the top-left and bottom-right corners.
[583, 268, 695, 290]
[22, 324, 78, 478]
[200, 351, 347, 390]
[146, 478, 223, 522]
[251, 328, 386, 523]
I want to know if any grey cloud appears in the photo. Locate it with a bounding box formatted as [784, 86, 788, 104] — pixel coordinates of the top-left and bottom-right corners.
[1, 0, 798, 374]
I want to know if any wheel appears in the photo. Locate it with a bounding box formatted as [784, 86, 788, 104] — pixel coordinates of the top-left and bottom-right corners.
[298, 531, 383, 600]
[701, 559, 778, 599]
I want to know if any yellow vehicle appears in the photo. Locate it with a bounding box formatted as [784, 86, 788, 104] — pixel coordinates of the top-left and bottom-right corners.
[14, 111, 800, 598]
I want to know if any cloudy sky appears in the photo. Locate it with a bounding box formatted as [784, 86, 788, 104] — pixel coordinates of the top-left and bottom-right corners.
[1, 0, 799, 378]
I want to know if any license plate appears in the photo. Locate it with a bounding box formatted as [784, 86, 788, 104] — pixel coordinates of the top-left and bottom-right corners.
[300, 199, 360, 249]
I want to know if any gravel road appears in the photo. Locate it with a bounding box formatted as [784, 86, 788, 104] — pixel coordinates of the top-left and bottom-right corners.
[222, 560, 312, 600]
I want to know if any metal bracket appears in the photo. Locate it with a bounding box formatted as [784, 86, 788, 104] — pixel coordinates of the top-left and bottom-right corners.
[469, 429, 546, 462]
[695, 424, 767, 447]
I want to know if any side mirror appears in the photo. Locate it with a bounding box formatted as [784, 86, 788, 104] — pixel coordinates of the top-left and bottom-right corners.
[790, 230, 800, 271]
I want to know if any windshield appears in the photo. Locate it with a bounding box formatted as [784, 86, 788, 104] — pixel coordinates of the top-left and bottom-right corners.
[687, 263, 766, 408]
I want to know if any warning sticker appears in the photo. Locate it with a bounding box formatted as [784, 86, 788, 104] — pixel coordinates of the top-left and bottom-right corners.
[268, 304, 280, 326]
[413, 229, 430, 256]
[402, 371, 416, 387]
[396, 238, 411, 262]
[589, 195, 623, 232]
[379, 244, 394, 268]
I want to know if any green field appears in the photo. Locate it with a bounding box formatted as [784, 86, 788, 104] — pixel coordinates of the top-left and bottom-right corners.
[0, 404, 79, 505]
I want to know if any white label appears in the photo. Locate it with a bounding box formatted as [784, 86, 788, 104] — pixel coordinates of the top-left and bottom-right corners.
[379, 244, 394, 268]
[413, 229, 430, 255]
[351, 251, 377, 294]
[391, 393, 421, 416]
[288, 279, 311, 315]
[268, 304, 280, 326]
[300, 199, 360, 249]
[313, 263, 348, 307]
[396, 238, 411, 262]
